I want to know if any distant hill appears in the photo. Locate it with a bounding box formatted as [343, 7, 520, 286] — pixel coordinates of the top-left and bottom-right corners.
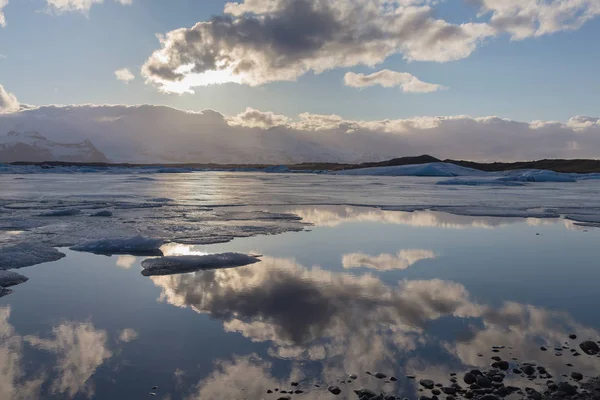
[0, 131, 108, 163]
[8, 154, 600, 174]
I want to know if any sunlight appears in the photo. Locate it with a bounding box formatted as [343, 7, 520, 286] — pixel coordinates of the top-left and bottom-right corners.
[161, 65, 244, 94]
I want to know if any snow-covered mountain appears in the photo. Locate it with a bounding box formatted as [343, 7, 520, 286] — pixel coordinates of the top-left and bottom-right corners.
[0, 131, 108, 163]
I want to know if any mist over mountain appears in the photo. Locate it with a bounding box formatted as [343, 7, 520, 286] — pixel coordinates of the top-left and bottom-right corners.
[0, 130, 107, 163]
[0, 105, 598, 164]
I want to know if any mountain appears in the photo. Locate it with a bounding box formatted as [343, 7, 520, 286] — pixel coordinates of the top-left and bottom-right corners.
[0, 131, 108, 163]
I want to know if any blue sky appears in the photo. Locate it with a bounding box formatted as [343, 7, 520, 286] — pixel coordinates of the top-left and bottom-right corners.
[0, 0, 599, 122]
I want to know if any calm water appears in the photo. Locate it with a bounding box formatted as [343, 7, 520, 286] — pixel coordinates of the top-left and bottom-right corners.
[1, 204, 600, 400]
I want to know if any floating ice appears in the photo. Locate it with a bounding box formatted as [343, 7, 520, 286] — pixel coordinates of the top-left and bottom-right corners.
[38, 208, 82, 217]
[0, 270, 29, 287]
[70, 235, 165, 256]
[0, 243, 66, 270]
[437, 178, 525, 186]
[498, 170, 577, 183]
[141, 252, 261, 276]
[335, 162, 488, 177]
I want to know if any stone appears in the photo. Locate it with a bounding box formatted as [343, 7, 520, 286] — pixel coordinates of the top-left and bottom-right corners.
[420, 379, 435, 389]
[328, 386, 342, 395]
[580, 341, 600, 355]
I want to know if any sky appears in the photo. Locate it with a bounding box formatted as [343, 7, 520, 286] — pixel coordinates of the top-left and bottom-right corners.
[0, 0, 599, 163]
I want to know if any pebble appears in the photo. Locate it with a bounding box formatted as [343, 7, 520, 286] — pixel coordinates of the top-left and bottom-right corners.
[571, 372, 584, 381]
[374, 372, 387, 379]
[420, 379, 435, 389]
[463, 373, 476, 385]
[291, 382, 299, 387]
[328, 386, 341, 395]
[570, 334, 578, 340]
[521, 366, 535, 376]
[476, 377, 492, 388]
[580, 341, 600, 355]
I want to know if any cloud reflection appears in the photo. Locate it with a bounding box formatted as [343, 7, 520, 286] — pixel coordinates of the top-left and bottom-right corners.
[149, 254, 600, 398]
[342, 249, 436, 271]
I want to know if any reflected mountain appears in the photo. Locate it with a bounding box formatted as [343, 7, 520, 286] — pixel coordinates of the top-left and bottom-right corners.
[149, 255, 600, 398]
[0, 307, 137, 400]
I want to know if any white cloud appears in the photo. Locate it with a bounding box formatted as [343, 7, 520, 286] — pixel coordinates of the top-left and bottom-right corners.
[118, 328, 138, 342]
[0, 84, 19, 114]
[114, 68, 135, 84]
[475, 0, 600, 40]
[115, 255, 136, 269]
[342, 249, 437, 271]
[344, 70, 446, 93]
[45, 0, 131, 14]
[0, 0, 7, 28]
[227, 107, 290, 129]
[142, 0, 600, 93]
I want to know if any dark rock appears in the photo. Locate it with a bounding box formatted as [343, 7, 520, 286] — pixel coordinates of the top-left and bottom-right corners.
[541, 346, 547, 351]
[328, 385, 341, 395]
[497, 361, 509, 371]
[571, 372, 584, 381]
[349, 374, 358, 380]
[522, 366, 536, 376]
[294, 390, 304, 394]
[432, 389, 441, 395]
[276, 397, 291, 400]
[291, 382, 299, 387]
[477, 377, 492, 388]
[390, 377, 398, 382]
[406, 375, 416, 379]
[420, 379, 435, 389]
[580, 341, 600, 355]
[491, 356, 502, 361]
[374, 372, 387, 379]
[478, 395, 501, 400]
[442, 387, 457, 395]
[354, 389, 377, 398]
[492, 375, 504, 383]
[419, 397, 432, 400]
[558, 382, 577, 395]
[570, 334, 577, 340]
[267, 390, 273, 394]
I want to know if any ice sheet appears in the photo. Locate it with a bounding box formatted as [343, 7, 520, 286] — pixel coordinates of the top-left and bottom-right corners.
[141, 253, 261, 276]
[70, 235, 165, 256]
[334, 162, 487, 177]
[0, 243, 66, 270]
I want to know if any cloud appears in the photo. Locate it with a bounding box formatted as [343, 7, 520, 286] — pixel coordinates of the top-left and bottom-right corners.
[142, 0, 494, 93]
[142, 0, 600, 93]
[342, 249, 437, 271]
[114, 68, 135, 84]
[2, 104, 600, 163]
[227, 107, 290, 128]
[344, 70, 446, 93]
[0, 84, 19, 114]
[474, 0, 600, 40]
[24, 322, 113, 398]
[115, 255, 137, 269]
[45, 0, 131, 14]
[118, 328, 138, 342]
[0, 0, 7, 28]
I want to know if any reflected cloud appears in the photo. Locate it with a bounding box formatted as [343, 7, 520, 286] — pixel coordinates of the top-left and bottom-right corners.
[342, 249, 436, 271]
[115, 255, 137, 269]
[118, 328, 138, 343]
[150, 255, 600, 398]
[290, 206, 546, 229]
[0, 307, 44, 400]
[24, 322, 112, 398]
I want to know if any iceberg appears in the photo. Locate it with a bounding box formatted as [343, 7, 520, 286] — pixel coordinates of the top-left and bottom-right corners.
[0, 270, 29, 287]
[141, 252, 261, 276]
[498, 169, 577, 183]
[70, 235, 165, 256]
[334, 162, 488, 177]
[0, 243, 66, 270]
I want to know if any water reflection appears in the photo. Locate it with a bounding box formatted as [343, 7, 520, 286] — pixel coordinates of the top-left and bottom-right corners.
[342, 249, 436, 271]
[289, 206, 583, 230]
[0, 306, 137, 400]
[149, 254, 600, 398]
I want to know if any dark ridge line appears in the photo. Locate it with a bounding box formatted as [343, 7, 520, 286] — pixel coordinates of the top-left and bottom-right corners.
[7, 154, 600, 174]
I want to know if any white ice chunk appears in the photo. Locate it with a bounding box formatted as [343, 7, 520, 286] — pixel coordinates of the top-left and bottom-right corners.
[70, 235, 165, 255]
[498, 170, 577, 183]
[0, 243, 66, 270]
[0, 270, 28, 287]
[141, 252, 261, 276]
[335, 162, 488, 177]
[39, 208, 82, 217]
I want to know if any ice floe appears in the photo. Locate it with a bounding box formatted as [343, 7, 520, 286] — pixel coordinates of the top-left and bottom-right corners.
[141, 252, 261, 276]
[335, 162, 487, 177]
[0, 243, 66, 270]
[38, 208, 82, 217]
[436, 178, 525, 186]
[0, 270, 28, 287]
[70, 235, 165, 256]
